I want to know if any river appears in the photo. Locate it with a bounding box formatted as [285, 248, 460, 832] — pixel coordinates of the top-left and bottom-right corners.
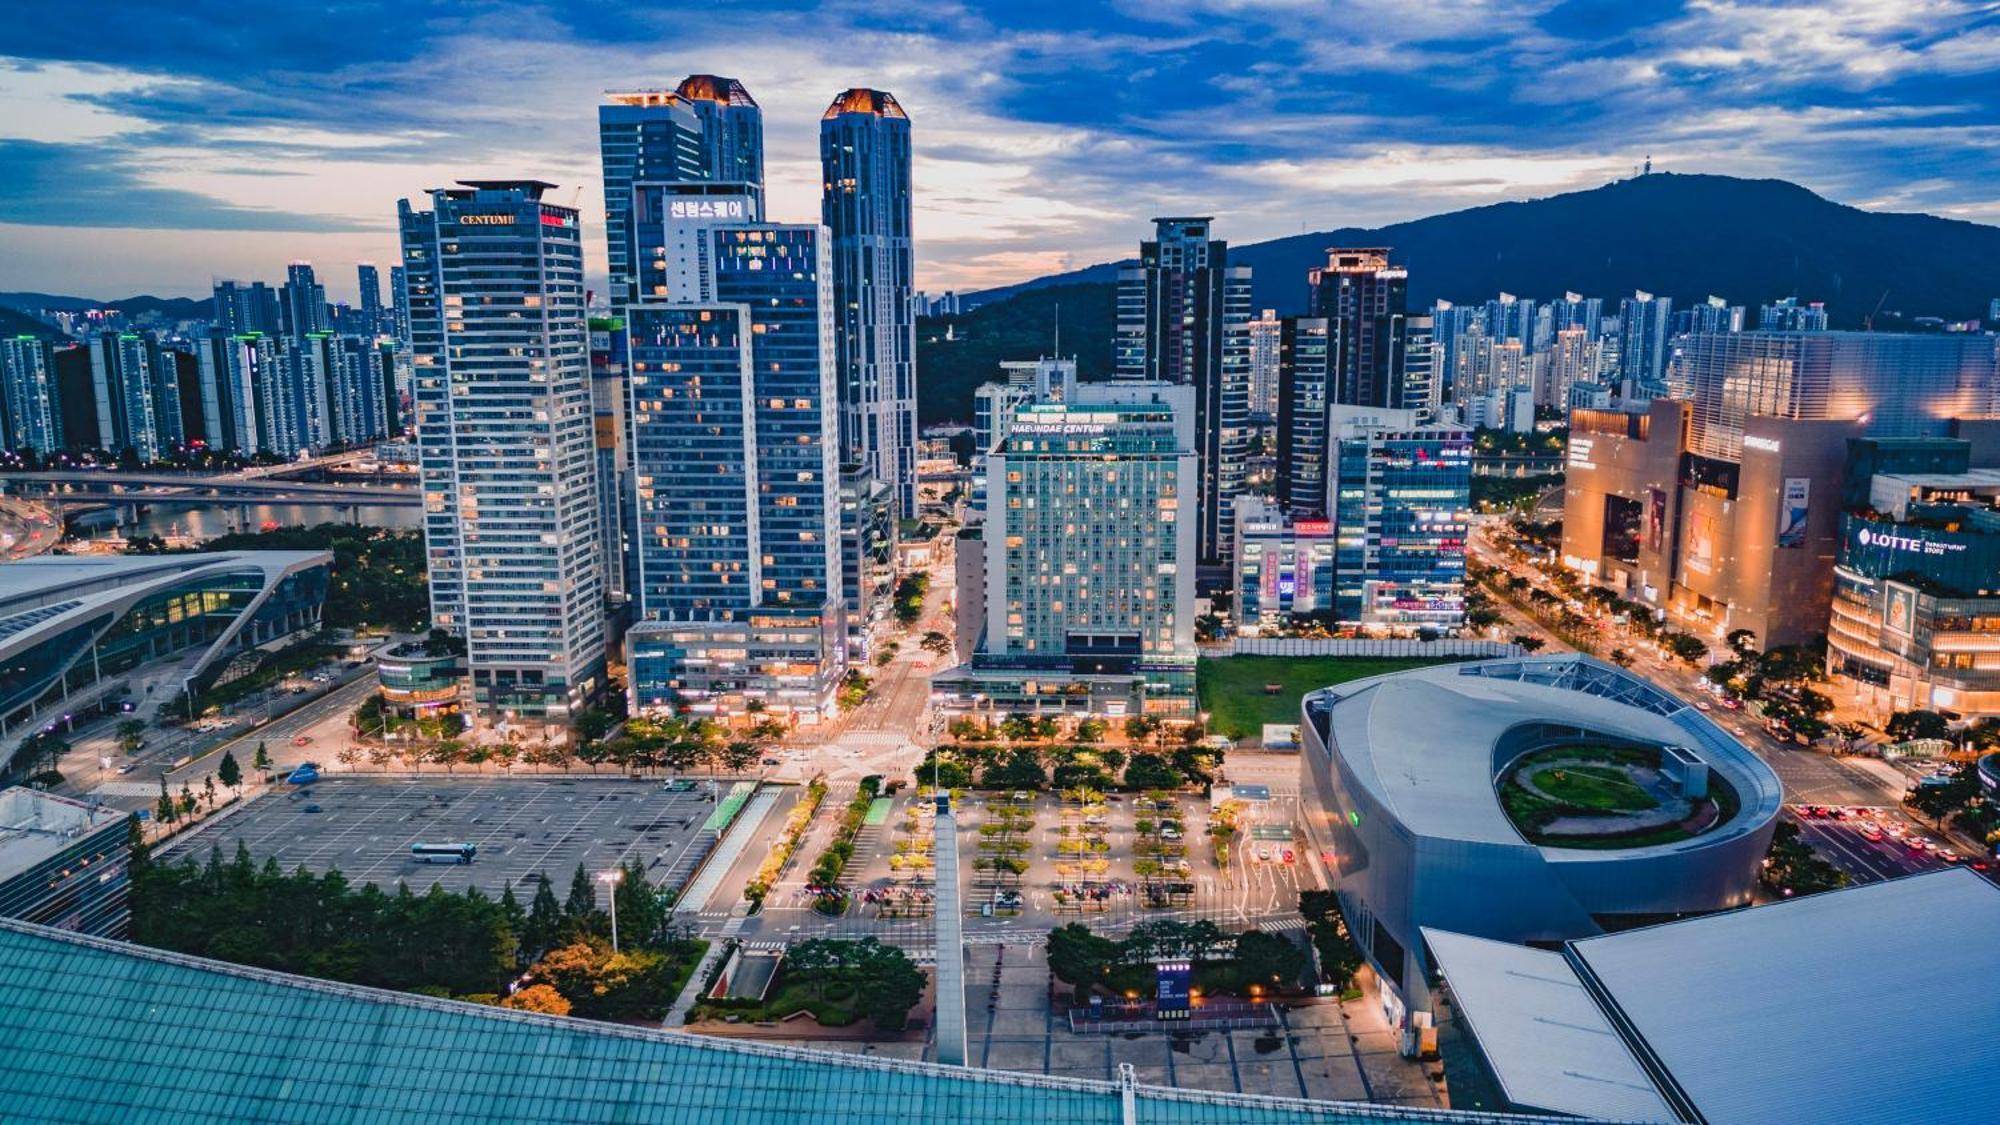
[114, 502, 421, 540]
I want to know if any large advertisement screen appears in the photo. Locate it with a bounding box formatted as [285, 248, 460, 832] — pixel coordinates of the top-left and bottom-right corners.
[1687, 513, 1716, 576]
[1155, 961, 1192, 1020]
[1777, 477, 1810, 548]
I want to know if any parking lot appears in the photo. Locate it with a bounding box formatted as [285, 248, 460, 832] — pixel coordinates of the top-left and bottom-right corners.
[1787, 804, 1977, 884]
[168, 777, 721, 894]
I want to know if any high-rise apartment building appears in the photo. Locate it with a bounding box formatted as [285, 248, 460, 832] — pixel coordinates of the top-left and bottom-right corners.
[598, 90, 706, 307]
[0, 337, 61, 456]
[1247, 308, 1284, 419]
[389, 265, 411, 343]
[193, 330, 260, 456]
[1618, 290, 1673, 397]
[1115, 218, 1252, 564]
[1758, 298, 1829, 332]
[1277, 316, 1332, 517]
[935, 381, 1198, 717]
[399, 181, 604, 729]
[1308, 248, 1420, 412]
[211, 281, 283, 337]
[356, 264, 384, 338]
[623, 217, 846, 721]
[1430, 300, 1484, 407]
[676, 75, 764, 199]
[1548, 292, 1604, 339]
[280, 262, 329, 337]
[86, 331, 180, 462]
[821, 88, 918, 520]
[1542, 326, 1600, 408]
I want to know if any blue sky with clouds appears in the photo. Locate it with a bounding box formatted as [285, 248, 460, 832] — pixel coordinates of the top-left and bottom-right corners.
[2, 0, 1996, 300]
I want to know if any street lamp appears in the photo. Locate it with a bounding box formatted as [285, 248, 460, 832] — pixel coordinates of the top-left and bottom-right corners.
[598, 869, 624, 953]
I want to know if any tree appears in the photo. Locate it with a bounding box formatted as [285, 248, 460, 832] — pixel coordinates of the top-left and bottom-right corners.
[1725, 628, 1758, 656]
[1907, 768, 1979, 827]
[1512, 634, 1546, 653]
[920, 631, 952, 655]
[1608, 649, 1634, 667]
[500, 983, 571, 1016]
[852, 940, 926, 1030]
[216, 750, 242, 791]
[1123, 753, 1183, 792]
[116, 719, 146, 754]
[979, 748, 1046, 791]
[253, 742, 271, 772]
[1226, 930, 1307, 993]
[522, 875, 563, 959]
[1886, 709, 1954, 743]
[1762, 821, 1847, 897]
[154, 789, 176, 825]
[1046, 923, 1121, 998]
[564, 863, 599, 929]
[1298, 891, 1364, 992]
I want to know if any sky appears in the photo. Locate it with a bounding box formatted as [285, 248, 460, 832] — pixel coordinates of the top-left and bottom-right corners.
[2, 0, 1997, 302]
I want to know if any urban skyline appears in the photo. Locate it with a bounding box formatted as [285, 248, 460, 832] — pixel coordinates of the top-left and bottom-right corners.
[6, 2, 2000, 299]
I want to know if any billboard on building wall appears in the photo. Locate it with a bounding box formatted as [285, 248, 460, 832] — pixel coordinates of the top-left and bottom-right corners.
[1647, 488, 1666, 553]
[1884, 583, 1916, 638]
[1687, 513, 1716, 576]
[1777, 477, 1810, 548]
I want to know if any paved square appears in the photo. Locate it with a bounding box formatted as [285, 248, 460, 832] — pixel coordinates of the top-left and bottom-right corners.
[167, 777, 717, 895]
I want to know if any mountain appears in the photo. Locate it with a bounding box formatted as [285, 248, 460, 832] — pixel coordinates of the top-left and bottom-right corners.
[0, 292, 215, 320]
[917, 283, 1116, 425]
[0, 306, 66, 343]
[965, 174, 2000, 326]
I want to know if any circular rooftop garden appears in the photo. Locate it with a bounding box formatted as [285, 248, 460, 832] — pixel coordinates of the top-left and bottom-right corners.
[1499, 741, 1739, 850]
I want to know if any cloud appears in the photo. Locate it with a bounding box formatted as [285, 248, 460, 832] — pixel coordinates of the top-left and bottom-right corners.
[0, 0, 1995, 297]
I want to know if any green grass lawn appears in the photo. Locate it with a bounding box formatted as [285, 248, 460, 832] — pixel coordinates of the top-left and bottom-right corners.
[1529, 765, 1659, 812]
[1196, 656, 1458, 739]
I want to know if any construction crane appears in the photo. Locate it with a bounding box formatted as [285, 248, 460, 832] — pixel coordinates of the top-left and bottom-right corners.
[1863, 289, 1890, 332]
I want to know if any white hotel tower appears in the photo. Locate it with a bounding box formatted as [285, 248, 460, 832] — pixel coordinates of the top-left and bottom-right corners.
[398, 181, 605, 731]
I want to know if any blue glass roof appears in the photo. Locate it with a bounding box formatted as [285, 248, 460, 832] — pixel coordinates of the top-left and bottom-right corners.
[0, 920, 1556, 1124]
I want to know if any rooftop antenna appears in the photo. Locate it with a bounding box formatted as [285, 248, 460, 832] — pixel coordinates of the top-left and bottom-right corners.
[1643, 154, 1653, 175]
[1053, 299, 1061, 359]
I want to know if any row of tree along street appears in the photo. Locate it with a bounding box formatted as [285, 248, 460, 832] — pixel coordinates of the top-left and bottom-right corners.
[921, 719, 1219, 793]
[1045, 899, 1365, 1006]
[130, 833, 704, 1020]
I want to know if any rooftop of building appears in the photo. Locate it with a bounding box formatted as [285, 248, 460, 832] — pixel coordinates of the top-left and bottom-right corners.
[1303, 655, 1781, 853]
[1430, 870, 2000, 1125]
[1872, 467, 2000, 491]
[824, 88, 906, 120]
[675, 74, 757, 106]
[0, 917, 1558, 1124]
[1421, 929, 1674, 1123]
[0, 788, 125, 879]
[0, 550, 331, 613]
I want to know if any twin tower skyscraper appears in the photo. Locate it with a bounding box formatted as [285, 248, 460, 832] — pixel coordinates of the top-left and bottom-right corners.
[400, 76, 916, 730]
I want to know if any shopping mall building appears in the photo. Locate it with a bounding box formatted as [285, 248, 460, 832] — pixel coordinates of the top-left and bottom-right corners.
[1561, 331, 2000, 648]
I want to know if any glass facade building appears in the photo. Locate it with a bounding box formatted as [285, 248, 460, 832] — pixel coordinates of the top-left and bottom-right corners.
[624, 223, 845, 721]
[0, 917, 1539, 1124]
[0, 791, 129, 939]
[938, 383, 1198, 716]
[1674, 331, 2000, 462]
[598, 91, 706, 308]
[0, 336, 61, 456]
[821, 88, 918, 520]
[398, 181, 605, 729]
[1330, 415, 1472, 630]
[1115, 218, 1252, 565]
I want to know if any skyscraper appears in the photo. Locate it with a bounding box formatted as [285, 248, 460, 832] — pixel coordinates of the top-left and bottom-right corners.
[623, 202, 846, 721]
[1329, 410, 1471, 630]
[0, 337, 62, 455]
[399, 181, 604, 730]
[1307, 248, 1418, 412]
[211, 281, 283, 337]
[676, 75, 764, 199]
[935, 381, 1199, 717]
[194, 330, 260, 456]
[389, 265, 412, 343]
[1758, 298, 1829, 332]
[356, 263, 384, 338]
[280, 262, 329, 337]
[1115, 217, 1253, 564]
[821, 88, 918, 520]
[598, 90, 706, 307]
[1276, 316, 1332, 516]
[87, 331, 178, 462]
[1618, 290, 1673, 397]
[1246, 308, 1283, 418]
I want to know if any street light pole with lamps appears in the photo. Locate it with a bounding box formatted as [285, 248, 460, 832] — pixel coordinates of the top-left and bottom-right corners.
[598, 869, 623, 953]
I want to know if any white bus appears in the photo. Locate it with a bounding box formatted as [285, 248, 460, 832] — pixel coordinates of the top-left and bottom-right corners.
[411, 843, 476, 864]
